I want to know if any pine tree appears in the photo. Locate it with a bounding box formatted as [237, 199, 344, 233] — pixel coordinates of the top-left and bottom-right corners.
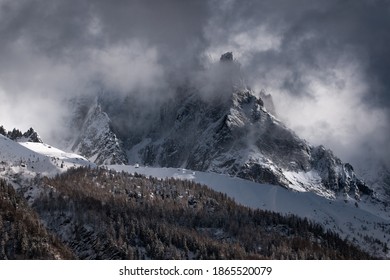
[7, 128, 22, 140]
[0, 125, 6, 136]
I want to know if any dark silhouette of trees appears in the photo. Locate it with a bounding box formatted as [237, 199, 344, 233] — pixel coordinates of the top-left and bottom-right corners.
[7, 128, 22, 141]
[0, 125, 6, 136]
[27, 167, 372, 260]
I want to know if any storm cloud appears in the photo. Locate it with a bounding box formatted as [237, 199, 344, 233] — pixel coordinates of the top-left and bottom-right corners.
[204, 0, 390, 167]
[0, 0, 389, 169]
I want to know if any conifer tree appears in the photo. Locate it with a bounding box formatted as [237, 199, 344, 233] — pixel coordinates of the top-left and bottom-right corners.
[0, 125, 6, 136]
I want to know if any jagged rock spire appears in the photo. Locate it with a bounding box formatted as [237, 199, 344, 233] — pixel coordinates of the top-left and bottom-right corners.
[220, 52, 233, 62]
[22, 128, 43, 143]
[70, 101, 128, 165]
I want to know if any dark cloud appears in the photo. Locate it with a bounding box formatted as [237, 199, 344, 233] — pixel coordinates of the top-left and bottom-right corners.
[0, 0, 209, 64]
[0, 0, 210, 137]
[0, 0, 389, 169]
[203, 0, 390, 167]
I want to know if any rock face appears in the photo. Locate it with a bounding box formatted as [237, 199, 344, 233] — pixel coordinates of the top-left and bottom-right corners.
[67, 53, 371, 198]
[220, 52, 233, 61]
[259, 89, 276, 116]
[19, 128, 43, 143]
[310, 146, 372, 198]
[69, 100, 127, 165]
[97, 87, 370, 198]
[354, 160, 390, 201]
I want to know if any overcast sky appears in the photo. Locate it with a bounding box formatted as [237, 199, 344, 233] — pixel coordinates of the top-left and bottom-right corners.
[0, 0, 389, 169]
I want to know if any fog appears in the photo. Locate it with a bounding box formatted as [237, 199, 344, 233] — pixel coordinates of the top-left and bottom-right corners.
[1, 0, 389, 169]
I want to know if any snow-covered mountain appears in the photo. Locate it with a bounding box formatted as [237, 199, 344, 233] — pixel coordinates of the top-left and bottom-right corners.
[67, 99, 127, 165]
[67, 54, 371, 201]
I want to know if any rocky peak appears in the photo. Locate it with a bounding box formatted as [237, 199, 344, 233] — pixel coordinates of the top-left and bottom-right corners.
[65, 81, 373, 201]
[232, 89, 264, 107]
[70, 100, 128, 165]
[220, 52, 233, 62]
[21, 128, 43, 143]
[259, 89, 276, 116]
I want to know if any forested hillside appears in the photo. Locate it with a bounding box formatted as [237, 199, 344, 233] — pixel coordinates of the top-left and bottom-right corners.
[0, 179, 74, 259]
[2, 167, 369, 260]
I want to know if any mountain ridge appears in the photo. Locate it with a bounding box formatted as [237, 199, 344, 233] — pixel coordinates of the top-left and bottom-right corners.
[70, 86, 371, 200]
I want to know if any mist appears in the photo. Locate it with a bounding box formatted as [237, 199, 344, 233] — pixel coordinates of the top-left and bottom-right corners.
[203, 0, 390, 168]
[1, 0, 389, 170]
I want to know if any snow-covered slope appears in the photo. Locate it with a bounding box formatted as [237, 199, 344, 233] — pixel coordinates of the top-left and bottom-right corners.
[0, 134, 93, 179]
[108, 164, 390, 259]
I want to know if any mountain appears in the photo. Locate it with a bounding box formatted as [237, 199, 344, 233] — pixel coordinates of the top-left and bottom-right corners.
[68, 55, 371, 201]
[1, 52, 387, 259]
[67, 99, 127, 165]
